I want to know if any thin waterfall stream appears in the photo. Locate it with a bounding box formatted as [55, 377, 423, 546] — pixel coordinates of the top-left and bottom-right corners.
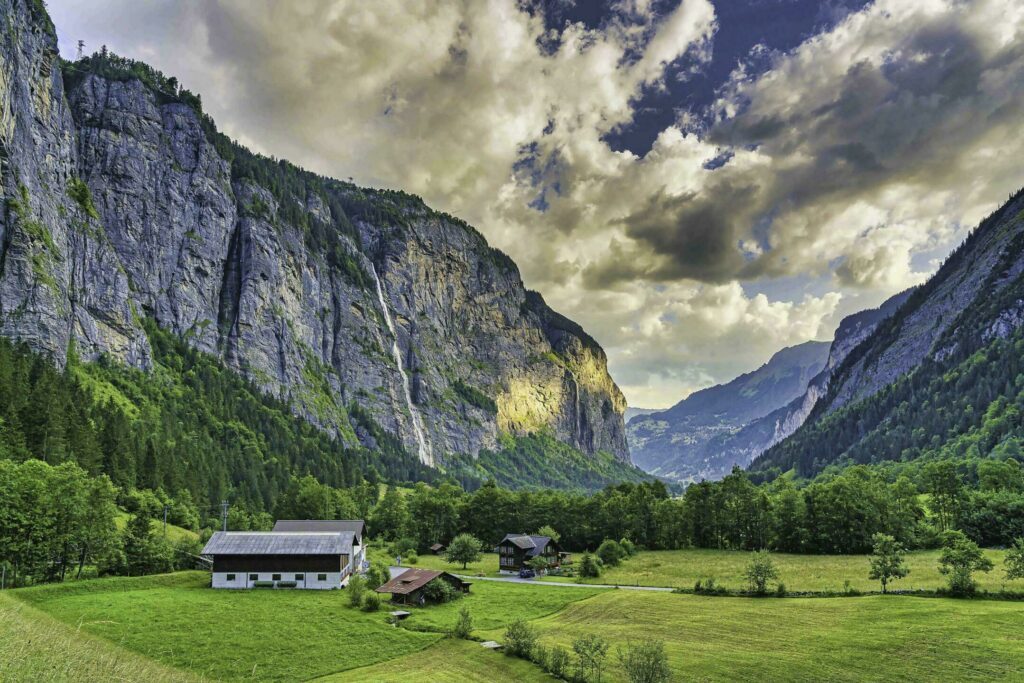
[369, 262, 434, 466]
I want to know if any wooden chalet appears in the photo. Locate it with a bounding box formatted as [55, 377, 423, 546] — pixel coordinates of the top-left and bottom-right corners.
[374, 568, 470, 606]
[497, 533, 561, 573]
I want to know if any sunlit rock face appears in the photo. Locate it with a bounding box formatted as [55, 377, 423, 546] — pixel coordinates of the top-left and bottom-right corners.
[0, 0, 629, 467]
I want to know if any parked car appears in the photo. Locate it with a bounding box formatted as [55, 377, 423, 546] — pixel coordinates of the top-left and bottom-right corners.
[519, 568, 536, 579]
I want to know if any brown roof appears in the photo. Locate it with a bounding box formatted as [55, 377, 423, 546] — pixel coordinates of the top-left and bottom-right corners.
[375, 568, 460, 595]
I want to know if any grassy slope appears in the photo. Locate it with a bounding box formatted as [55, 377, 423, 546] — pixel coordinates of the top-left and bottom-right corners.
[0, 591, 198, 682]
[492, 590, 1024, 682]
[10, 571, 595, 682]
[332, 638, 549, 682]
[582, 548, 1017, 592]
[114, 511, 199, 544]
[12, 572, 440, 682]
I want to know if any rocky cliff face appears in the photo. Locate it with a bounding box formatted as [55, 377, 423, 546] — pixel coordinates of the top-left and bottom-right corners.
[0, 0, 628, 470]
[627, 340, 829, 482]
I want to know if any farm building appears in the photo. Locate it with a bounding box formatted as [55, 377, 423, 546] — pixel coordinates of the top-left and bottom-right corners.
[273, 519, 367, 571]
[202, 531, 357, 589]
[497, 533, 562, 573]
[375, 568, 471, 606]
[429, 542, 445, 554]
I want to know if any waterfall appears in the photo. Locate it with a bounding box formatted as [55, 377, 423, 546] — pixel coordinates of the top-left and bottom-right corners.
[369, 263, 434, 467]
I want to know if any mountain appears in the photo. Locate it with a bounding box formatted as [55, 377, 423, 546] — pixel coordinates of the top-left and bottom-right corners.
[0, 1, 630, 485]
[700, 289, 913, 474]
[627, 340, 829, 482]
[754, 187, 1024, 477]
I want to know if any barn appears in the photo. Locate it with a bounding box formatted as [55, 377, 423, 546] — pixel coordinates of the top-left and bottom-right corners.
[202, 531, 356, 589]
[273, 520, 367, 572]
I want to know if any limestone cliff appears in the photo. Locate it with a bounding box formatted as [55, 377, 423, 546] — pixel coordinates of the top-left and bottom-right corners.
[0, 0, 628, 472]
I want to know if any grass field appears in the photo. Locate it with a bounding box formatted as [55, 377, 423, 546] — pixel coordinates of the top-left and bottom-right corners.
[491, 589, 1024, 682]
[585, 548, 1018, 592]
[0, 591, 198, 682]
[399, 579, 598, 632]
[332, 637, 548, 682]
[9, 570, 596, 682]
[13, 572, 439, 682]
[9, 567, 1024, 682]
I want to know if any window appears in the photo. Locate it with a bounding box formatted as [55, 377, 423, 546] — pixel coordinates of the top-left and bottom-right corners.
[272, 574, 281, 581]
[226, 574, 236, 581]
[295, 574, 304, 581]
[318, 574, 327, 581]
[249, 574, 258, 581]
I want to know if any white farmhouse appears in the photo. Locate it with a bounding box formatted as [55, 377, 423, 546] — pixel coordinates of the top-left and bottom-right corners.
[202, 530, 356, 590]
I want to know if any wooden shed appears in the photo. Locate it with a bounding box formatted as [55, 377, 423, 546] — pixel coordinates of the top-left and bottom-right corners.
[374, 568, 470, 606]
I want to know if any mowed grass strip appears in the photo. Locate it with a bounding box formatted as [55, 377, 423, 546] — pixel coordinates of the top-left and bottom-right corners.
[327, 637, 549, 682]
[0, 591, 198, 682]
[398, 579, 600, 633]
[12, 571, 440, 682]
[501, 590, 1024, 682]
[587, 548, 1017, 592]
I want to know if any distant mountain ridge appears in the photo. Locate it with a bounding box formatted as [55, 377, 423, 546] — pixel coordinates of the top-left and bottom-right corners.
[628, 340, 829, 482]
[755, 188, 1024, 477]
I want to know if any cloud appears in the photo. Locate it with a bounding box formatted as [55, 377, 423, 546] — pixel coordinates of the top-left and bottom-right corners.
[46, 0, 1024, 406]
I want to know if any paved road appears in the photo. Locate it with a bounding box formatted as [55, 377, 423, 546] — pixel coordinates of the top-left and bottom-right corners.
[455, 574, 674, 592]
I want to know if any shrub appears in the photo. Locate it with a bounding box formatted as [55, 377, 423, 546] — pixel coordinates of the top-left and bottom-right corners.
[453, 606, 473, 639]
[405, 550, 419, 565]
[775, 582, 787, 597]
[421, 578, 462, 604]
[546, 645, 571, 678]
[504, 619, 538, 659]
[578, 552, 603, 578]
[361, 592, 381, 612]
[572, 633, 610, 683]
[1004, 537, 1024, 581]
[743, 550, 780, 595]
[618, 639, 672, 683]
[596, 539, 624, 567]
[619, 538, 637, 557]
[938, 531, 993, 596]
[389, 537, 417, 558]
[365, 561, 390, 590]
[347, 574, 366, 607]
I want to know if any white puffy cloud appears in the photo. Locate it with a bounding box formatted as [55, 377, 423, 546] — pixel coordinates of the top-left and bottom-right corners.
[47, 0, 1024, 407]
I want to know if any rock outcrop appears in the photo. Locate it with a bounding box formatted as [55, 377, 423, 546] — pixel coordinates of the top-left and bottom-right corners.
[0, 0, 628, 471]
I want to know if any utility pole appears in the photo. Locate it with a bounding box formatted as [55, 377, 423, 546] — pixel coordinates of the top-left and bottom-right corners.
[163, 505, 169, 537]
[221, 501, 229, 532]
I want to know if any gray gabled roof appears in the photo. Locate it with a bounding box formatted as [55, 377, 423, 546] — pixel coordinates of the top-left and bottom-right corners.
[499, 534, 553, 557]
[272, 520, 365, 538]
[202, 531, 353, 556]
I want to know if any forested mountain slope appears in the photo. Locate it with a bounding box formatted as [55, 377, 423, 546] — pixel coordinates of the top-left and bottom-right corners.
[0, 0, 631, 484]
[755, 188, 1024, 477]
[628, 340, 829, 482]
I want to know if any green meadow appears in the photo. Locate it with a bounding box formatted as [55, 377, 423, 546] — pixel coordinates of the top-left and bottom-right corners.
[495, 589, 1024, 682]
[5, 567, 1024, 682]
[586, 548, 1017, 592]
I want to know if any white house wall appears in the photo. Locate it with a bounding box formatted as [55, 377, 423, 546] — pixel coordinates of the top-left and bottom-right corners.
[212, 571, 344, 590]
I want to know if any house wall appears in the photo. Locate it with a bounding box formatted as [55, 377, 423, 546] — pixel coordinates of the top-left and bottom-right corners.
[212, 571, 343, 590]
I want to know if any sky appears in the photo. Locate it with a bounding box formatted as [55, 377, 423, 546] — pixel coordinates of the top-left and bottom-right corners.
[48, 0, 1024, 409]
